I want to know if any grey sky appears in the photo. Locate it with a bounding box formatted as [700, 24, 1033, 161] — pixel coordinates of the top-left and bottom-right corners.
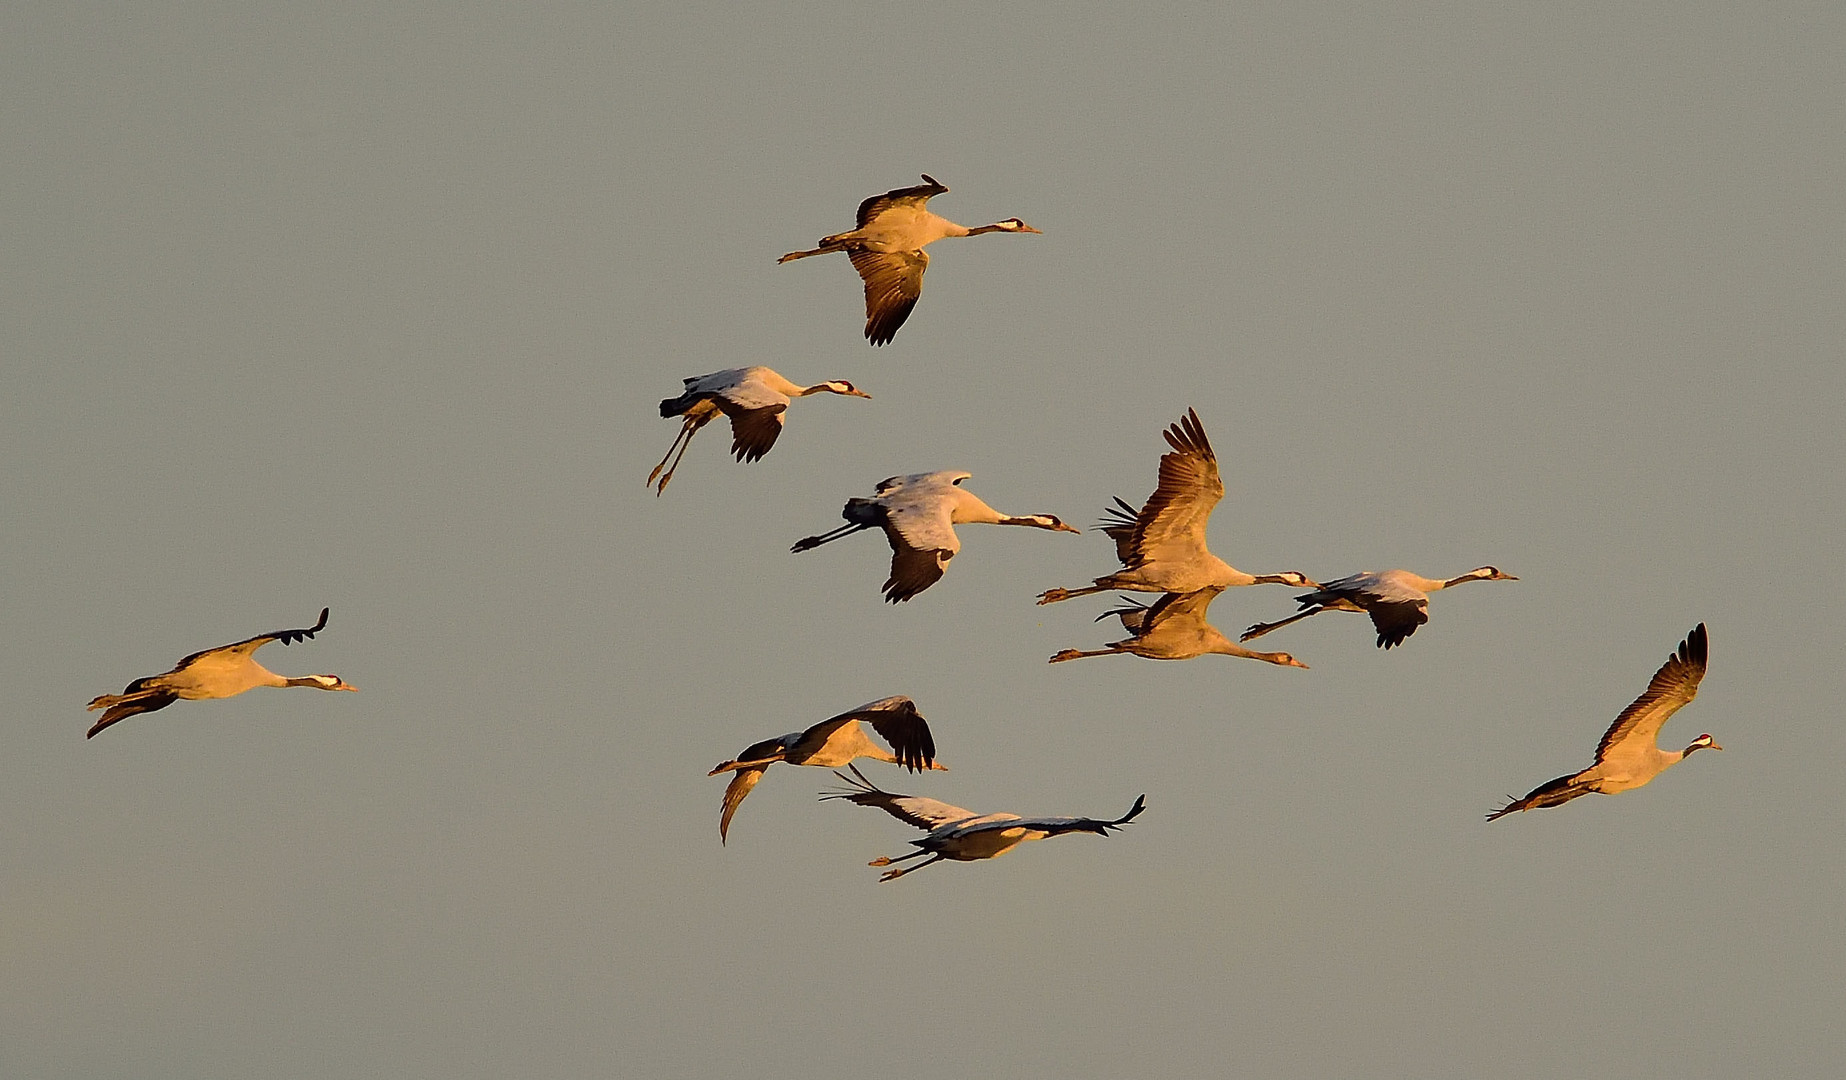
[5, 3, 1844, 1077]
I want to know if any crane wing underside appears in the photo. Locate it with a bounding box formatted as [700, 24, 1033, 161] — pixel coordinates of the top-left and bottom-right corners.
[1593, 623, 1707, 765]
[174, 608, 330, 668]
[850, 249, 928, 346]
[725, 405, 787, 463]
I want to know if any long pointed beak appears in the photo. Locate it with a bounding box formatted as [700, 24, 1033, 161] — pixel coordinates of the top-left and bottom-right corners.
[1709, 741, 1724, 751]
[1022, 225, 1043, 234]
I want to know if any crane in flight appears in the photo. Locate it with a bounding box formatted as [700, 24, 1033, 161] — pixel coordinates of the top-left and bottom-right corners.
[1489, 623, 1718, 820]
[778, 174, 1040, 346]
[792, 471, 1079, 602]
[1049, 587, 1308, 668]
[85, 608, 357, 738]
[648, 367, 870, 494]
[708, 695, 944, 844]
[822, 765, 1146, 882]
[1241, 566, 1517, 650]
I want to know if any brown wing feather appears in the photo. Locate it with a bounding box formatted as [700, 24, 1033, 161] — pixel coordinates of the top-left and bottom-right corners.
[855, 174, 948, 227]
[726, 406, 786, 463]
[1594, 623, 1708, 763]
[1126, 409, 1224, 567]
[175, 608, 330, 667]
[862, 698, 936, 772]
[883, 543, 950, 603]
[850, 249, 928, 346]
[718, 765, 770, 844]
[1368, 600, 1430, 649]
[1097, 497, 1141, 564]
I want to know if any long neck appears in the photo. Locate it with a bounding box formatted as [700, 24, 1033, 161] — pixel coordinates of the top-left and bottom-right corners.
[283, 675, 334, 689]
[798, 382, 844, 397]
[962, 222, 1012, 236]
[1434, 572, 1481, 590]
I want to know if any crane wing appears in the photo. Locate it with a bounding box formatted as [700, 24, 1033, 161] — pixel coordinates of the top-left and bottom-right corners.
[879, 493, 959, 602]
[1099, 594, 1155, 634]
[850, 248, 928, 346]
[175, 607, 330, 667]
[989, 795, 1148, 838]
[1127, 409, 1224, 568]
[858, 696, 936, 772]
[796, 696, 937, 772]
[725, 405, 787, 463]
[1097, 496, 1142, 564]
[821, 765, 976, 832]
[1368, 600, 1429, 649]
[855, 174, 948, 227]
[718, 765, 770, 844]
[1594, 623, 1708, 765]
[1142, 586, 1223, 632]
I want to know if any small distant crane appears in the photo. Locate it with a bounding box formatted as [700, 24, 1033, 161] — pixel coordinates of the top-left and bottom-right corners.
[648, 367, 870, 494]
[822, 765, 1146, 882]
[1049, 587, 1309, 668]
[85, 609, 357, 738]
[778, 174, 1041, 345]
[707, 695, 945, 844]
[792, 471, 1079, 602]
[1241, 566, 1517, 649]
[1489, 623, 1719, 820]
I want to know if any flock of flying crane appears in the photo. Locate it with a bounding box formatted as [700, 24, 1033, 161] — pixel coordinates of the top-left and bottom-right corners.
[82, 175, 1722, 880]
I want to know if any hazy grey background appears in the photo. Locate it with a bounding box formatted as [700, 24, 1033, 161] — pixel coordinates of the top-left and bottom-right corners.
[5, 3, 1843, 1077]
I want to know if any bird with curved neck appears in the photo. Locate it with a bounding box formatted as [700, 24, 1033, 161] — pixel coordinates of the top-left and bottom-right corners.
[1038, 409, 1317, 605]
[85, 608, 358, 738]
[1490, 623, 1718, 820]
[649, 366, 870, 494]
[707, 695, 946, 844]
[1240, 566, 1517, 650]
[777, 174, 1041, 345]
[792, 470, 1080, 602]
[1049, 587, 1309, 668]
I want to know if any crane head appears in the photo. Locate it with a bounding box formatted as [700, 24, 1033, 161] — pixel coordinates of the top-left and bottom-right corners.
[1687, 733, 1722, 753]
[822, 380, 872, 399]
[1473, 566, 1518, 581]
[994, 218, 1042, 234]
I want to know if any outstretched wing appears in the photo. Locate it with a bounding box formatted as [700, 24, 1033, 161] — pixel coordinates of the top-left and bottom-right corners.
[1594, 623, 1708, 765]
[1367, 600, 1429, 649]
[996, 794, 1148, 838]
[856, 696, 937, 772]
[1140, 586, 1223, 633]
[718, 765, 770, 844]
[856, 174, 948, 227]
[175, 608, 330, 667]
[1126, 409, 1223, 569]
[726, 406, 787, 463]
[879, 491, 959, 602]
[850, 249, 929, 346]
[820, 765, 975, 832]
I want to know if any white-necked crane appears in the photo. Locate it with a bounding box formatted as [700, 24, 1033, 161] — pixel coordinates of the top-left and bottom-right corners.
[1489, 623, 1718, 821]
[1049, 586, 1309, 668]
[1037, 409, 1316, 605]
[777, 174, 1041, 346]
[648, 367, 870, 494]
[85, 608, 357, 738]
[1241, 566, 1518, 650]
[708, 695, 945, 844]
[822, 765, 1146, 882]
[792, 471, 1080, 602]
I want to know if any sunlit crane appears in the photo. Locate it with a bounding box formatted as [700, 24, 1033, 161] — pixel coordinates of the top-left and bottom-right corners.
[85, 608, 357, 738]
[707, 695, 945, 844]
[792, 471, 1079, 602]
[822, 764, 1145, 882]
[777, 174, 1041, 345]
[648, 367, 870, 494]
[1241, 566, 1518, 649]
[1049, 586, 1308, 668]
[1038, 409, 1315, 605]
[1489, 623, 1718, 821]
